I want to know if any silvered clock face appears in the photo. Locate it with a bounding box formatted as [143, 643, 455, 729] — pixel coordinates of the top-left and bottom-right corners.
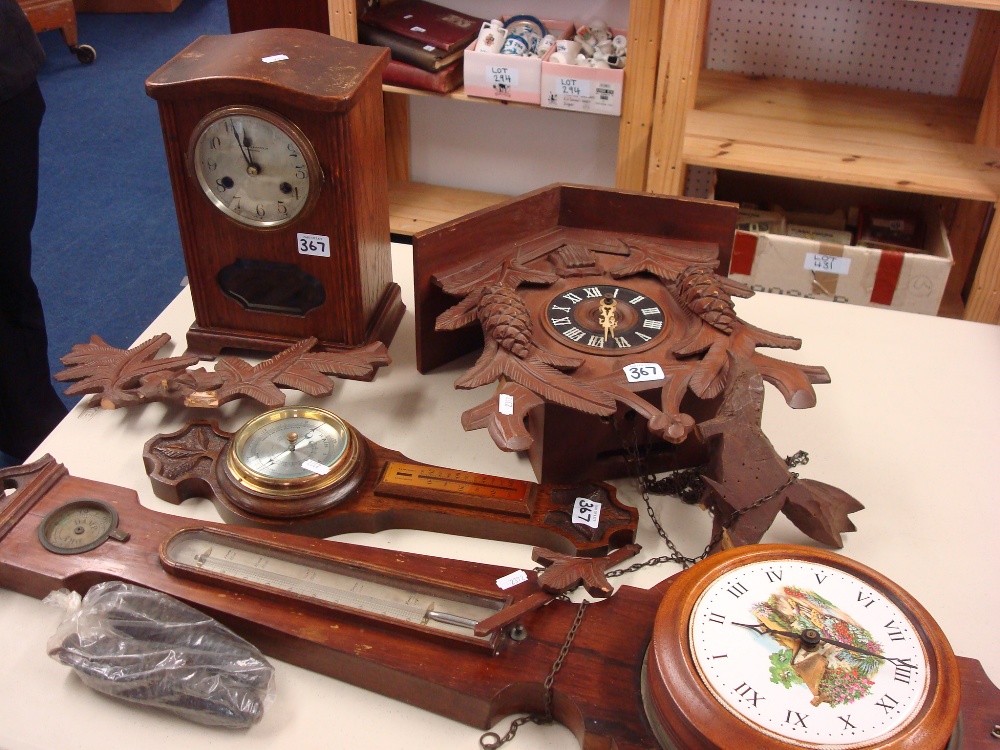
[191, 106, 321, 228]
[689, 558, 930, 748]
[543, 283, 667, 355]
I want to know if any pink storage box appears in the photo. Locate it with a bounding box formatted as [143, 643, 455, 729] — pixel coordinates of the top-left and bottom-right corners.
[540, 27, 625, 116]
[463, 18, 573, 105]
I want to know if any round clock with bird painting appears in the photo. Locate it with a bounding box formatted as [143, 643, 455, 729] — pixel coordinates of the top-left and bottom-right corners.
[644, 545, 960, 750]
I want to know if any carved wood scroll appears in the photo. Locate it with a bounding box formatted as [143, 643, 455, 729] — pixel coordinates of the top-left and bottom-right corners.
[432, 227, 863, 548]
[54, 334, 390, 410]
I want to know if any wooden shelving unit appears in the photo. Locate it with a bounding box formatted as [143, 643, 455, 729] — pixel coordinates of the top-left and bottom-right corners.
[646, 0, 1000, 324]
[311, 0, 1000, 321]
[324, 0, 664, 237]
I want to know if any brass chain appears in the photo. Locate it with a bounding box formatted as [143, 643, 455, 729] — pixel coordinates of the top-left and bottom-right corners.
[477, 421, 810, 749]
[614, 417, 807, 571]
[479, 600, 590, 750]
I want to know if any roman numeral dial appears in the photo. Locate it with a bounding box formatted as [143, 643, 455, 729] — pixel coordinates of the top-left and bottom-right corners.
[668, 553, 943, 749]
[543, 284, 668, 355]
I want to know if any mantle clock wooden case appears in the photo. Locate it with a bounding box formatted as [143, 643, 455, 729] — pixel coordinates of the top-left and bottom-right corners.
[145, 28, 404, 358]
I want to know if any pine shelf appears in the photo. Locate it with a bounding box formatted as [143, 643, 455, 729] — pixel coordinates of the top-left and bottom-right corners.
[648, 0, 1000, 324]
[685, 71, 1000, 202]
[388, 181, 506, 235]
[382, 84, 539, 109]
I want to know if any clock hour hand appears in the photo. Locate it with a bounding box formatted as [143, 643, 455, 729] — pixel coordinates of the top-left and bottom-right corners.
[598, 297, 617, 341]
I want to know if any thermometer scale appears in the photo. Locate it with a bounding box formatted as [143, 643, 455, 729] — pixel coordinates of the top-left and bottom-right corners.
[377, 462, 535, 515]
[161, 528, 504, 648]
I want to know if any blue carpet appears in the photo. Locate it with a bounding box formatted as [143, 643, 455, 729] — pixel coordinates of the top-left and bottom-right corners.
[31, 0, 229, 416]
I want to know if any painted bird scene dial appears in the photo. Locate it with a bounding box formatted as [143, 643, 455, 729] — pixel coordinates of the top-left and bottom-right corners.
[544, 283, 666, 354]
[690, 558, 929, 748]
[191, 106, 321, 229]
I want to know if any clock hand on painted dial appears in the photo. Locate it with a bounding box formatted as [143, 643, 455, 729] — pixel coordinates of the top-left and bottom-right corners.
[815, 636, 917, 668]
[733, 622, 916, 668]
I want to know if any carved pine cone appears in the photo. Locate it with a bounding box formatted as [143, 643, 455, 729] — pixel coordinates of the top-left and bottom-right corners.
[676, 266, 737, 334]
[478, 284, 532, 358]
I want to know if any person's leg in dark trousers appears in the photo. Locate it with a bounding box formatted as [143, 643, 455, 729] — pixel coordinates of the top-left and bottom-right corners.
[0, 80, 68, 462]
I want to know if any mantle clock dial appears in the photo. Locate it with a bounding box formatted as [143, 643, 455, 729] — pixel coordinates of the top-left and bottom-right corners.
[190, 106, 321, 229]
[145, 28, 404, 359]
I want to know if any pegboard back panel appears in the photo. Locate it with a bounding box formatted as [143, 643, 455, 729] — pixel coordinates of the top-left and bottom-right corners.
[706, 0, 978, 96]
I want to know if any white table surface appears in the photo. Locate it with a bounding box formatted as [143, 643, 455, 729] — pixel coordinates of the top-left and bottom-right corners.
[1, 244, 997, 749]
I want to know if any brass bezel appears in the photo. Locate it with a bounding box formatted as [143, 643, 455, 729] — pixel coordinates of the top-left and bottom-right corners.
[188, 105, 324, 230]
[225, 407, 360, 498]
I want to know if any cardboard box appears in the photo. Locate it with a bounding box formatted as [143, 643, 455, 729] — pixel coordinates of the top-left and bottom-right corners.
[729, 201, 952, 315]
[540, 29, 625, 116]
[463, 19, 572, 104]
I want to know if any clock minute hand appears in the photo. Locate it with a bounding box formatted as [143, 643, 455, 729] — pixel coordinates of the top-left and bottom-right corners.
[599, 297, 617, 340]
[735, 622, 915, 668]
[817, 636, 916, 668]
[229, 120, 260, 174]
[229, 119, 252, 165]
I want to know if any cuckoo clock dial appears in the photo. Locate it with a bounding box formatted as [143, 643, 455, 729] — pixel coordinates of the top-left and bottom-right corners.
[542, 283, 668, 355]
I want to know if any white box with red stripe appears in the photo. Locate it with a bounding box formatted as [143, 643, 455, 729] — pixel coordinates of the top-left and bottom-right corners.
[728, 201, 953, 316]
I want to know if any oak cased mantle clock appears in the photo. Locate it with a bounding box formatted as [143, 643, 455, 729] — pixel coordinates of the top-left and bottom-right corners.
[145, 28, 404, 358]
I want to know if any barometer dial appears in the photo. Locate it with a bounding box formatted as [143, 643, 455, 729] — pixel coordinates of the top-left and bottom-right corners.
[38, 499, 129, 554]
[224, 407, 361, 498]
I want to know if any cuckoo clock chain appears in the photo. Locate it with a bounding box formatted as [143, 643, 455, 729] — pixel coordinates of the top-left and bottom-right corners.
[614, 416, 808, 571]
[479, 600, 591, 750]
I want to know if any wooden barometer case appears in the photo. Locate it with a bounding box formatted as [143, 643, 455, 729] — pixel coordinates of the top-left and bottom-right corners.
[1, 457, 997, 749]
[145, 28, 404, 358]
[142, 407, 638, 556]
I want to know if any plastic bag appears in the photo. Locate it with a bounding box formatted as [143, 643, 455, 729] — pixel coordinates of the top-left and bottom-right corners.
[44, 581, 275, 728]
